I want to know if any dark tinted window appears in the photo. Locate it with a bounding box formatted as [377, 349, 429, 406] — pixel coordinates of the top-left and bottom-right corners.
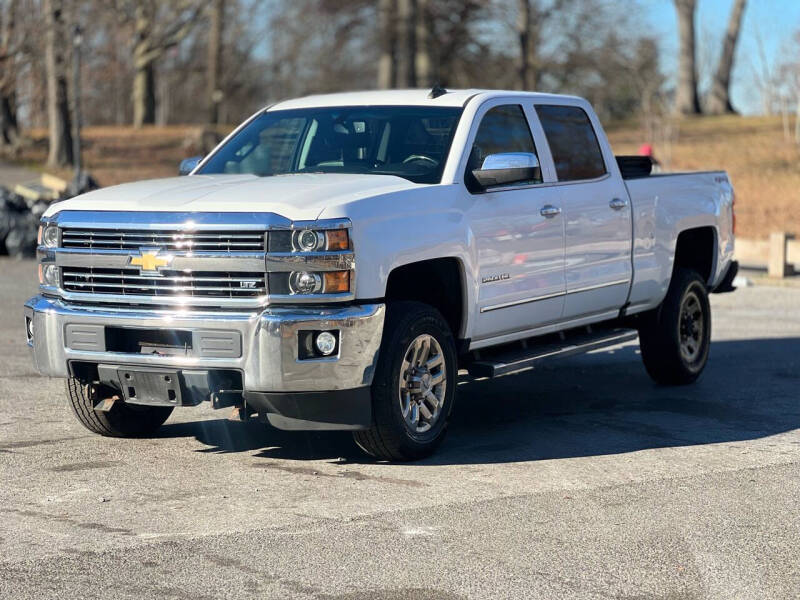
[536, 105, 606, 181]
[198, 106, 462, 184]
[466, 104, 541, 187]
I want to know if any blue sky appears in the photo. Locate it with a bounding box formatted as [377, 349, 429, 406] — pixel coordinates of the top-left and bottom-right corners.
[641, 0, 800, 114]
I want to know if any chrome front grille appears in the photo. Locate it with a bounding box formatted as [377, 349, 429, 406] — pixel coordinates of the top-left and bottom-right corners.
[41, 211, 354, 309]
[62, 267, 266, 298]
[61, 229, 266, 252]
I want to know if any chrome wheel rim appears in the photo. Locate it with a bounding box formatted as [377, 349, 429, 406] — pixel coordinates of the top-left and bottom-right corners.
[398, 334, 447, 434]
[679, 290, 704, 363]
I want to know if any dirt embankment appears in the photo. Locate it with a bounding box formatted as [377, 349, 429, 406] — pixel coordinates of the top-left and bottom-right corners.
[11, 116, 799, 240]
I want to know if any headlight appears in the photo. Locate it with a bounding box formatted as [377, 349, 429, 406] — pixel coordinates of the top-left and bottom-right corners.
[286, 270, 350, 295]
[38, 264, 59, 287]
[289, 271, 322, 294]
[294, 230, 325, 252]
[38, 225, 59, 248]
[266, 221, 353, 300]
[270, 228, 349, 253]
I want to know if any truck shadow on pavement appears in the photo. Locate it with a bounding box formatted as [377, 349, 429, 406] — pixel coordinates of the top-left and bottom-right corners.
[156, 337, 800, 465]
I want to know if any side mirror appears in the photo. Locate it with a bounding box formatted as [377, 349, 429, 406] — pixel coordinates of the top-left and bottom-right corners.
[178, 156, 203, 176]
[471, 152, 541, 190]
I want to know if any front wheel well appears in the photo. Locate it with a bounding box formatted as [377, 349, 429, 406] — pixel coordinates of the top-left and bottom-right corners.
[673, 227, 716, 285]
[384, 258, 465, 340]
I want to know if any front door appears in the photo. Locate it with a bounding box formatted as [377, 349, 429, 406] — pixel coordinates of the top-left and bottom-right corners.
[466, 103, 566, 343]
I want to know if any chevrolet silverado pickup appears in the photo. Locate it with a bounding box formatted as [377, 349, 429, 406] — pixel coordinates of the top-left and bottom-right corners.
[24, 89, 737, 460]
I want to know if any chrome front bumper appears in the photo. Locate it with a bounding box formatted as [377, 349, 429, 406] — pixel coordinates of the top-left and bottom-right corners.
[23, 296, 385, 394]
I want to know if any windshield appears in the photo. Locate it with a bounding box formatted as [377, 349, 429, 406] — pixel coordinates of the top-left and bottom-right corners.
[197, 106, 463, 184]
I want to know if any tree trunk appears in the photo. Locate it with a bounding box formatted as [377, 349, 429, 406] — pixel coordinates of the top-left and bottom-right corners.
[674, 0, 701, 115]
[0, 0, 19, 150]
[0, 92, 19, 147]
[414, 0, 432, 87]
[795, 98, 800, 147]
[132, 60, 156, 127]
[396, 0, 416, 87]
[132, 5, 155, 128]
[377, 0, 397, 89]
[707, 0, 746, 115]
[517, 0, 531, 89]
[207, 0, 224, 124]
[44, 0, 73, 167]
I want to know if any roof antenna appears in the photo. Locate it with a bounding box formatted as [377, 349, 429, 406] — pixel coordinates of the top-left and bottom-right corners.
[427, 83, 447, 99]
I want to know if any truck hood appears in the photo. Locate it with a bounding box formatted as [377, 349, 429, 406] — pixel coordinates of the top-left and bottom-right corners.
[44, 173, 423, 220]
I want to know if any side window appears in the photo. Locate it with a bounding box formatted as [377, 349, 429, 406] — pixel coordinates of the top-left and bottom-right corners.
[466, 104, 541, 189]
[535, 105, 606, 181]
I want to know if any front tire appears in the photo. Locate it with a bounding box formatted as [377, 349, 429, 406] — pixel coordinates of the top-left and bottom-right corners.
[66, 377, 173, 437]
[353, 302, 457, 461]
[638, 267, 711, 385]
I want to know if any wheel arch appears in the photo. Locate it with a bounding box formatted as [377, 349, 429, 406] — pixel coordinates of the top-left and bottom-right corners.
[672, 226, 718, 286]
[383, 257, 469, 343]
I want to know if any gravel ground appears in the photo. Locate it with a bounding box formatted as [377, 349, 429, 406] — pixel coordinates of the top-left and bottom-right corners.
[1, 258, 799, 599]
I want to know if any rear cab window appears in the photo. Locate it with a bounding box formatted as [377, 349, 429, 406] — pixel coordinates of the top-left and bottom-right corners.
[535, 105, 606, 182]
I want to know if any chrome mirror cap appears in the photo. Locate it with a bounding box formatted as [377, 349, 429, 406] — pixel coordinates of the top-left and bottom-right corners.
[471, 152, 541, 191]
[480, 152, 539, 171]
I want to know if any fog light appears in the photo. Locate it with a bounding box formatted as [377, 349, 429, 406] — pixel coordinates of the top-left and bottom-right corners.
[289, 271, 322, 294]
[40, 264, 59, 287]
[314, 331, 337, 356]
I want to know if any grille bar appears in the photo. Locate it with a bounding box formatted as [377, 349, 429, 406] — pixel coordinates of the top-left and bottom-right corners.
[62, 229, 265, 252]
[62, 268, 266, 298]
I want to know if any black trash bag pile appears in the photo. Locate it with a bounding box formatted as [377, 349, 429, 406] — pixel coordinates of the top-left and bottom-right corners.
[0, 187, 40, 258]
[0, 174, 99, 258]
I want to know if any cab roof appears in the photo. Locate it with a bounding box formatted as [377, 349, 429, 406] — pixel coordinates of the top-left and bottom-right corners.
[268, 89, 584, 111]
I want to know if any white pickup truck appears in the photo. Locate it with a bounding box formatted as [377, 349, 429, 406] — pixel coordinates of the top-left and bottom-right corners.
[25, 89, 737, 460]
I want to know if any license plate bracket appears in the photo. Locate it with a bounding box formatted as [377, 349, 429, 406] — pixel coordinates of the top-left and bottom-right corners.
[115, 367, 182, 406]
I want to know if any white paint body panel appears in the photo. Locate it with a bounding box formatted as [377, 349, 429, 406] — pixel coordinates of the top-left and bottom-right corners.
[44, 89, 735, 349]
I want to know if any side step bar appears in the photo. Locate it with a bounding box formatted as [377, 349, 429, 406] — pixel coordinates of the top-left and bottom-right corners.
[466, 327, 638, 379]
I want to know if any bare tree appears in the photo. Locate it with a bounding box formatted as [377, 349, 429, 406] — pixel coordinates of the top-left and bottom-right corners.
[207, 0, 223, 124]
[396, 0, 416, 87]
[707, 0, 747, 114]
[44, 0, 73, 167]
[415, 0, 432, 87]
[0, 0, 20, 150]
[674, 0, 701, 115]
[120, 0, 204, 127]
[516, 0, 533, 90]
[377, 0, 397, 89]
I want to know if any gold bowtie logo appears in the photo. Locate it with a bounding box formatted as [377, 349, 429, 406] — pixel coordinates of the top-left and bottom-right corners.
[129, 249, 172, 274]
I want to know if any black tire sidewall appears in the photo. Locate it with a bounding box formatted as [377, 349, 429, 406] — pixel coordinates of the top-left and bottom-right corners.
[371, 302, 457, 454]
[639, 268, 711, 384]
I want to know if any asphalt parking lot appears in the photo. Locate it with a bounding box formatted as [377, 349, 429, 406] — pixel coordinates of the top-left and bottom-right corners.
[1, 258, 799, 599]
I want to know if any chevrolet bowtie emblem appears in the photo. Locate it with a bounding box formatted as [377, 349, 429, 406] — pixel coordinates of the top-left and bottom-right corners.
[129, 249, 172, 275]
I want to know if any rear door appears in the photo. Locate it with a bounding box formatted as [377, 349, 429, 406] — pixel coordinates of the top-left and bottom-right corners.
[534, 103, 632, 320]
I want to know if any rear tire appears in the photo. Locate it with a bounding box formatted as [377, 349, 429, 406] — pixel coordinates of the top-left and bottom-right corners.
[353, 302, 457, 461]
[638, 268, 711, 385]
[66, 377, 173, 437]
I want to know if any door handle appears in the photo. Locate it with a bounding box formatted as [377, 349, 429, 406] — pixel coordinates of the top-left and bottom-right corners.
[540, 205, 561, 218]
[609, 198, 628, 210]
